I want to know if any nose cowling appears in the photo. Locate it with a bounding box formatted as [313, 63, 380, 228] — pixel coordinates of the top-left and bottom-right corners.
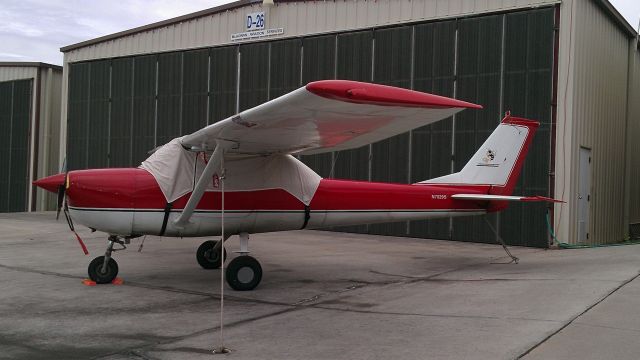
[33, 173, 66, 193]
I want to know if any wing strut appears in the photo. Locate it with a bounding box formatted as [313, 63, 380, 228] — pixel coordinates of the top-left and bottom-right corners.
[174, 144, 224, 228]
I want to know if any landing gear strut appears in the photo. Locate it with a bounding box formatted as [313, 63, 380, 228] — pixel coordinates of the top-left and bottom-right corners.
[197, 233, 263, 291]
[226, 233, 262, 291]
[88, 235, 125, 283]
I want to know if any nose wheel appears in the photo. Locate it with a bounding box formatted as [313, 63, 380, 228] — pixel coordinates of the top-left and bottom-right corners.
[88, 235, 125, 284]
[88, 256, 119, 284]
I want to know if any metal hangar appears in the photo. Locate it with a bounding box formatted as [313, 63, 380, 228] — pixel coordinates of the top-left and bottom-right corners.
[0, 62, 62, 212]
[57, 0, 640, 247]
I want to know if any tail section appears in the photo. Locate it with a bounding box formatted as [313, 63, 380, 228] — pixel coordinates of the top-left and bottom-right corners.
[420, 113, 539, 197]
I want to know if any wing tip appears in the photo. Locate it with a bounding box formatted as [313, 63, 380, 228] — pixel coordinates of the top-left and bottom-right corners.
[306, 80, 482, 109]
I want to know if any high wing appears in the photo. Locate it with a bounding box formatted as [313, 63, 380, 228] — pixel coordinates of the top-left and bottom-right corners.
[180, 80, 482, 155]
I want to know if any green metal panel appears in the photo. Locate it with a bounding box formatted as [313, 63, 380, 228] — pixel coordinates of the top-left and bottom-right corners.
[182, 49, 209, 134]
[110, 57, 133, 167]
[156, 52, 182, 146]
[499, 8, 554, 247]
[452, 15, 504, 244]
[300, 35, 336, 178]
[370, 26, 412, 236]
[334, 31, 372, 233]
[336, 31, 373, 81]
[410, 21, 457, 240]
[0, 82, 11, 210]
[301, 35, 336, 84]
[334, 30, 372, 181]
[8, 80, 31, 211]
[209, 46, 238, 124]
[131, 55, 157, 166]
[239, 43, 269, 111]
[87, 60, 110, 168]
[67, 63, 90, 170]
[301, 153, 333, 178]
[270, 38, 302, 99]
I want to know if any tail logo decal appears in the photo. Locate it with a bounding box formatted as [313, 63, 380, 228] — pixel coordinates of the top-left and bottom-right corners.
[478, 149, 499, 167]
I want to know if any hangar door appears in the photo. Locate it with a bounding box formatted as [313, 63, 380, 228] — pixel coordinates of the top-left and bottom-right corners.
[0, 79, 32, 212]
[65, 7, 555, 247]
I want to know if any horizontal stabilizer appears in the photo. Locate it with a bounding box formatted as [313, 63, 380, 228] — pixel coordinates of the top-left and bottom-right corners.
[451, 194, 563, 203]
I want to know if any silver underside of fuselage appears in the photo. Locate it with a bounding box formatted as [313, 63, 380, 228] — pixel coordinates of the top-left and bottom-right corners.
[69, 207, 486, 237]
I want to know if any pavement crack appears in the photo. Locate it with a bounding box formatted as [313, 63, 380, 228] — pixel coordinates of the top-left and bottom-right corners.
[127, 349, 161, 360]
[0, 263, 84, 280]
[516, 270, 640, 359]
[92, 307, 304, 359]
[369, 270, 422, 279]
[571, 322, 640, 334]
[121, 280, 295, 308]
[308, 304, 563, 324]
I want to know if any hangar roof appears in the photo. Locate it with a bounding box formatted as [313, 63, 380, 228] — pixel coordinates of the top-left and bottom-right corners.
[0, 62, 62, 71]
[60, 0, 637, 54]
[61, 0, 262, 52]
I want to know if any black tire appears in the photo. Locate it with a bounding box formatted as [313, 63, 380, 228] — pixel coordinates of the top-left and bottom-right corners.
[226, 256, 262, 291]
[88, 256, 119, 284]
[196, 240, 227, 269]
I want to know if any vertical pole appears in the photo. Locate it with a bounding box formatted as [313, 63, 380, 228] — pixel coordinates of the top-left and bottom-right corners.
[154, 56, 159, 148]
[368, 35, 375, 183]
[496, 14, 507, 244]
[236, 48, 241, 114]
[214, 152, 230, 354]
[267, 43, 272, 100]
[107, 62, 112, 167]
[130, 59, 136, 166]
[86, 63, 91, 169]
[219, 153, 225, 348]
[407, 25, 416, 235]
[7, 82, 14, 210]
[206, 50, 211, 126]
[449, 22, 460, 239]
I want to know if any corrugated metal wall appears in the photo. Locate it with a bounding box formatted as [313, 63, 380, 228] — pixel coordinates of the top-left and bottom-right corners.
[629, 46, 640, 232]
[62, 0, 560, 63]
[65, 7, 556, 247]
[558, 0, 633, 244]
[0, 67, 38, 83]
[36, 68, 63, 211]
[1, 65, 63, 212]
[0, 79, 32, 212]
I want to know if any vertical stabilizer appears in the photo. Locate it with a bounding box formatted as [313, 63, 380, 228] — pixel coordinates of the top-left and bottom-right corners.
[420, 113, 539, 196]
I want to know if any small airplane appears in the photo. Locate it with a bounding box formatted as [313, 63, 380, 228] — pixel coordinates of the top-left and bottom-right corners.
[34, 80, 559, 291]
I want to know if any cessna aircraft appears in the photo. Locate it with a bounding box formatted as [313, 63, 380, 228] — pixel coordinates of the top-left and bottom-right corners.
[34, 80, 558, 291]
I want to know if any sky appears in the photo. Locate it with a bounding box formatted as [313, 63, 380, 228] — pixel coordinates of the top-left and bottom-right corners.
[1, 0, 639, 66]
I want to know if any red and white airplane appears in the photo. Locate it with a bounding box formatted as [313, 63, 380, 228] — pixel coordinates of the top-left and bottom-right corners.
[35, 80, 558, 290]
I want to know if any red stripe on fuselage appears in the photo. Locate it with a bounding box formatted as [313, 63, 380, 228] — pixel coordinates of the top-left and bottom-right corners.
[65, 168, 490, 212]
[309, 179, 488, 211]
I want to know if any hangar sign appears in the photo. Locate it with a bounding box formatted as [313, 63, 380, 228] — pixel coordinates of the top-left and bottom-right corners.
[231, 11, 284, 41]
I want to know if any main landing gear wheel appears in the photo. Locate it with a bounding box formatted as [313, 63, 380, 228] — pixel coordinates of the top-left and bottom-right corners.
[226, 256, 262, 291]
[196, 240, 227, 269]
[88, 256, 119, 284]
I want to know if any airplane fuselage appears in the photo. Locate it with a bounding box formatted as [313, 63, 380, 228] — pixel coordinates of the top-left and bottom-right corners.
[62, 168, 489, 238]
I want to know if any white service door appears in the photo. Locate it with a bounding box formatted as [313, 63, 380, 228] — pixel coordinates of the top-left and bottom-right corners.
[578, 147, 591, 242]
